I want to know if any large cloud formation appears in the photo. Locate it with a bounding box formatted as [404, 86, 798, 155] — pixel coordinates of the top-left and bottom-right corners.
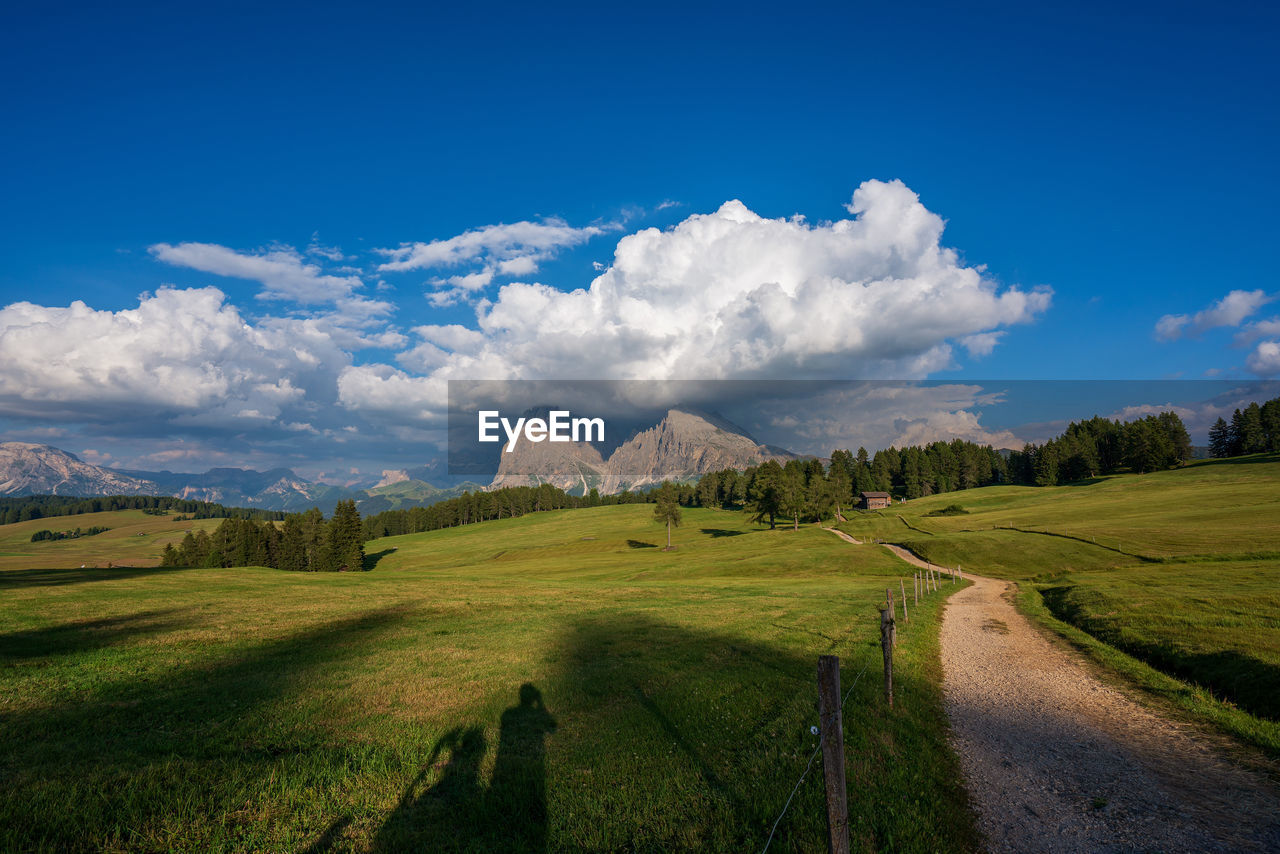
[0, 287, 348, 428]
[352, 179, 1051, 419]
[1, 180, 1055, 469]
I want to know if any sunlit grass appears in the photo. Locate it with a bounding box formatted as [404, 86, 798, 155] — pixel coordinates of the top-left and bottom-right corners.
[838, 456, 1280, 754]
[0, 505, 978, 853]
[0, 509, 222, 571]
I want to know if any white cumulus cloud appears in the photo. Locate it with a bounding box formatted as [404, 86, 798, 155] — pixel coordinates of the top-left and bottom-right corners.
[377, 218, 615, 304]
[0, 287, 350, 424]
[4, 180, 1055, 470]
[377, 219, 608, 272]
[150, 241, 365, 304]
[386, 180, 1047, 387]
[1155, 288, 1273, 341]
[1247, 340, 1280, 377]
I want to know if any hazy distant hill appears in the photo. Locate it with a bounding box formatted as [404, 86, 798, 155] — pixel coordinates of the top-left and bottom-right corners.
[490, 409, 801, 495]
[0, 442, 485, 514]
[357, 478, 488, 514]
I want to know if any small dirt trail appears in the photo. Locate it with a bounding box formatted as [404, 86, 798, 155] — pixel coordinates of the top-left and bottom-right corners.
[880, 542, 948, 574]
[821, 527, 862, 545]
[941, 573, 1280, 852]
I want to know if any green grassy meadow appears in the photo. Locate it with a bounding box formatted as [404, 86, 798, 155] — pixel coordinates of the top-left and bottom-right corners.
[1, 506, 976, 853]
[839, 454, 1280, 753]
[0, 509, 223, 572]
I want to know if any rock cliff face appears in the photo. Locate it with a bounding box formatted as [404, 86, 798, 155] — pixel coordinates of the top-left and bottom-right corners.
[0, 443, 158, 496]
[487, 409, 798, 494]
[488, 438, 608, 493]
[599, 409, 794, 493]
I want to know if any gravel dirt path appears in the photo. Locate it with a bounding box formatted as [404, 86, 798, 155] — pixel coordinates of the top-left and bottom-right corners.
[941, 572, 1280, 853]
[821, 527, 862, 545]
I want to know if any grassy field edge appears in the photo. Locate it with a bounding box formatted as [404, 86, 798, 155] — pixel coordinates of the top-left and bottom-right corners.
[1012, 581, 1280, 765]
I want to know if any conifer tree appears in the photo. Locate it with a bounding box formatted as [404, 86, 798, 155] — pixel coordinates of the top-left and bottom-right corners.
[1208, 417, 1232, 458]
[325, 499, 365, 571]
[279, 514, 309, 572]
[749, 460, 783, 529]
[1241, 402, 1266, 454]
[652, 481, 682, 549]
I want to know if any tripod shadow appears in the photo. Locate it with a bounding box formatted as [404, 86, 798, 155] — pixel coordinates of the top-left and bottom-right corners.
[372, 683, 556, 853]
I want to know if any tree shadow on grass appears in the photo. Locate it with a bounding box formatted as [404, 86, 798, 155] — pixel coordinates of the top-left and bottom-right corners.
[700, 528, 748, 538]
[363, 548, 398, 571]
[549, 616, 985, 851]
[626, 539, 657, 549]
[368, 616, 832, 853]
[0, 565, 202, 590]
[546, 615, 827, 851]
[0, 608, 193, 662]
[1061, 477, 1108, 487]
[373, 684, 557, 853]
[0, 606, 412, 851]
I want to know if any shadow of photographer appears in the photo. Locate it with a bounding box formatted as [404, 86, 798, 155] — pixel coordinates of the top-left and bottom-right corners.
[371, 683, 556, 853]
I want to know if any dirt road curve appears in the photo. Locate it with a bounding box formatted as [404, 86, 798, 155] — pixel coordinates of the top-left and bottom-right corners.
[942, 573, 1280, 853]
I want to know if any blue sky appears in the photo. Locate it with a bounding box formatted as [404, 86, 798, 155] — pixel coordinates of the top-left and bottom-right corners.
[1, 1, 1277, 479]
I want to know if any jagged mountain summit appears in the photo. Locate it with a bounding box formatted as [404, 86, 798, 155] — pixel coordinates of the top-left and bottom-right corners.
[0, 443, 158, 496]
[490, 408, 800, 494]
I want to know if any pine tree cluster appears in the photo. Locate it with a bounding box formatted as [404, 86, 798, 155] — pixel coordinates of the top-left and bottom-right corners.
[0, 494, 284, 526]
[160, 499, 365, 571]
[361, 483, 648, 540]
[687, 441, 1010, 527]
[1207, 397, 1280, 458]
[1006, 411, 1193, 486]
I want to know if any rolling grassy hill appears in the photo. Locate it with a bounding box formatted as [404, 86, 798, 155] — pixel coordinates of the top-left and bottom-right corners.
[0, 509, 224, 572]
[0, 505, 977, 853]
[7, 457, 1275, 850]
[838, 454, 1280, 753]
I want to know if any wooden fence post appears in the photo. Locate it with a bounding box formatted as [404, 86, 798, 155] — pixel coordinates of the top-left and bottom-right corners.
[914, 572, 919, 606]
[886, 588, 897, 647]
[879, 607, 894, 708]
[817, 655, 850, 854]
[900, 578, 909, 624]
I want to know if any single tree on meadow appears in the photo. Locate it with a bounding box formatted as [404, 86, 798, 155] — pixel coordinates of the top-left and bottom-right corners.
[652, 481, 682, 549]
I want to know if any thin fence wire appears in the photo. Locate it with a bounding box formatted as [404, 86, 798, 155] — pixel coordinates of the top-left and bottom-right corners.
[759, 659, 869, 854]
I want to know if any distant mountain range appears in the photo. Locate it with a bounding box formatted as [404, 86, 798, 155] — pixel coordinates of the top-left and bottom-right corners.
[0, 410, 803, 511]
[490, 408, 802, 494]
[0, 442, 485, 515]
